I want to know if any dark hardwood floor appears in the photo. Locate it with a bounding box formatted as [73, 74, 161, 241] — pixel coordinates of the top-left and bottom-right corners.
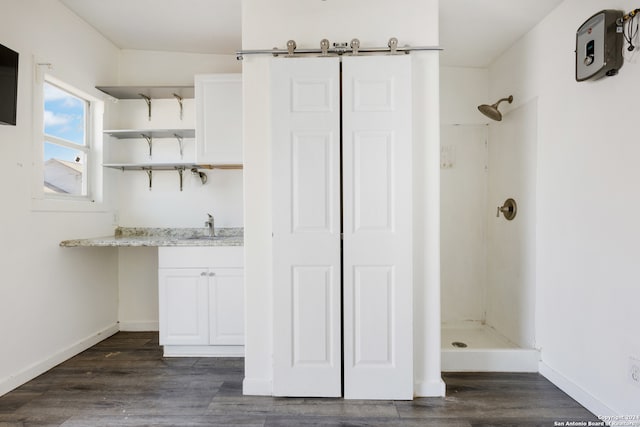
[0, 332, 599, 426]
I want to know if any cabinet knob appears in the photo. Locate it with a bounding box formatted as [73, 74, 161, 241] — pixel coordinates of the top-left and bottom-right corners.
[200, 272, 207, 276]
[209, 272, 216, 277]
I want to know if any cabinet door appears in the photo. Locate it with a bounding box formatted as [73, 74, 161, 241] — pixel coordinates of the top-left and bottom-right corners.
[195, 74, 242, 164]
[342, 55, 413, 399]
[159, 268, 209, 345]
[208, 268, 244, 345]
[271, 57, 342, 397]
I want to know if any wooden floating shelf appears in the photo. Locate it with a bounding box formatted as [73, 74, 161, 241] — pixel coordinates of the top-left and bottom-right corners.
[104, 129, 195, 139]
[103, 163, 242, 171]
[96, 85, 194, 120]
[103, 163, 242, 191]
[96, 86, 194, 99]
[103, 129, 195, 158]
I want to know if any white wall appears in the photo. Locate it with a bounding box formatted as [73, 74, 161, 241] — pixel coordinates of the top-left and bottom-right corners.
[118, 50, 240, 86]
[489, 0, 640, 415]
[440, 67, 489, 325]
[117, 247, 158, 331]
[241, 0, 443, 397]
[486, 100, 537, 349]
[440, 67, 489, 126]
[0, 0, 120, 396]
[440, 125, 488, 325]
[107, 97, 244, 229]
[113, 50, 243, 330]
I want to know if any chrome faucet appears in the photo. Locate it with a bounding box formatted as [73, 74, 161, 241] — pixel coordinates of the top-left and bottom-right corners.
[205, 213, 215, 237]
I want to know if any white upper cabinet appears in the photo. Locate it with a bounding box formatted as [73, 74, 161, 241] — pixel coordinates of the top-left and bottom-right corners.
[195, 74, 243, 165]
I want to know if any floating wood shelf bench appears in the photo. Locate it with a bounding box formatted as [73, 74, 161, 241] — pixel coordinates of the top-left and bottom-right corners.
[104, 129, 195, 158]
[103, 163, 242, 191]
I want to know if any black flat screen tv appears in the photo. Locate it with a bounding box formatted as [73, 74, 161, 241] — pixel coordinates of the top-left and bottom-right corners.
[0, 43, 19, 126]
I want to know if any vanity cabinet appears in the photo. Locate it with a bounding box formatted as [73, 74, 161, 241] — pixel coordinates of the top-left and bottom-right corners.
[195, 74, 242, 165]
[158, 247, 244, 356]
[158, 268, 209, 346]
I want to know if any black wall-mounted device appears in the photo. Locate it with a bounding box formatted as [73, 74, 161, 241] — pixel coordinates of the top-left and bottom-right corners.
[0, 42, 19, 126]
[575, 10, 624, 82]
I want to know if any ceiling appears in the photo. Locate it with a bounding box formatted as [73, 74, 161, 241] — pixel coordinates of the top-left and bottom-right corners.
[60, 0, 564, 67]
[60, 0, 241, 55]
[439, 0, 564, 67]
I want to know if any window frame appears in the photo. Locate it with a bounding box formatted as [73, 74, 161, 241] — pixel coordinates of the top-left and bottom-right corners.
[31, 68, 107, 213]
[42, 80, 91, 200]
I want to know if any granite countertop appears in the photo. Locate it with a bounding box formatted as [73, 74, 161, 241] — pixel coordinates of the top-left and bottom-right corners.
[60, 227, 243, 247]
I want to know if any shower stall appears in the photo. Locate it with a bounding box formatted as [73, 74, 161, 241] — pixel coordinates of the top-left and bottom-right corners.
[440, 98, 539, 372]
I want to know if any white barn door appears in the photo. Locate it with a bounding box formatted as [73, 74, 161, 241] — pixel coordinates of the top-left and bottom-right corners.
[271, 57, 342, 397]
[271, 55, 413, 399]
[342, 55, 413, 400]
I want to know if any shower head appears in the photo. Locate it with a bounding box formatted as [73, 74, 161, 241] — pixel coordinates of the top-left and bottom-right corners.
[477, 95, 514, 121]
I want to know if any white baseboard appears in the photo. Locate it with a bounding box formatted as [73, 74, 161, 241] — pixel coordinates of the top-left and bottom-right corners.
[0, 323, 119, 397]
[118, 321, 159, 332]
[243, 377, 273, 396]
[414, 378, 446, 397]
[243, 378, 444, 398]
[539, 362, 615, 417]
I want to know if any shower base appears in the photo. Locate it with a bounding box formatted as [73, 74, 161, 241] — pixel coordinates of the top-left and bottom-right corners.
[441, 323, 539, 372]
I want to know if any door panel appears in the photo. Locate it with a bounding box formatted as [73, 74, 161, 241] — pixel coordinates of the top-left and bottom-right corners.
[342, 55, 413, 400]
[292, 266, 333, 365]
[209, 268, 244, 346]
[353, 266, 394, 365]
[271, 57, 342, 397]
[352, 131, 394, 231]
[195, 74, 242, 164]
[292, 132, 333, 232]
[159, 269, 209, 346]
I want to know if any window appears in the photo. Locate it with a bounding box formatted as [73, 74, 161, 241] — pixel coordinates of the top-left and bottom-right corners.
[42, 81, 90, 198]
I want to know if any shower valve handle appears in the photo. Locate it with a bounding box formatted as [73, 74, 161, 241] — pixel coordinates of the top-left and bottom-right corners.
[496, 198, 518, 221]
[496, 205, 512, 217]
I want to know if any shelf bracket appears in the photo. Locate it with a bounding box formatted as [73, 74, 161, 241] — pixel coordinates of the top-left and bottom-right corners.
[145, 169, 153, 191]
[173, 93, 184, 120]
[141, 134, 153, 157]
[176, 166, 185, 191]
[174, 133, 184, 159]
[139, 94, 152, 121]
